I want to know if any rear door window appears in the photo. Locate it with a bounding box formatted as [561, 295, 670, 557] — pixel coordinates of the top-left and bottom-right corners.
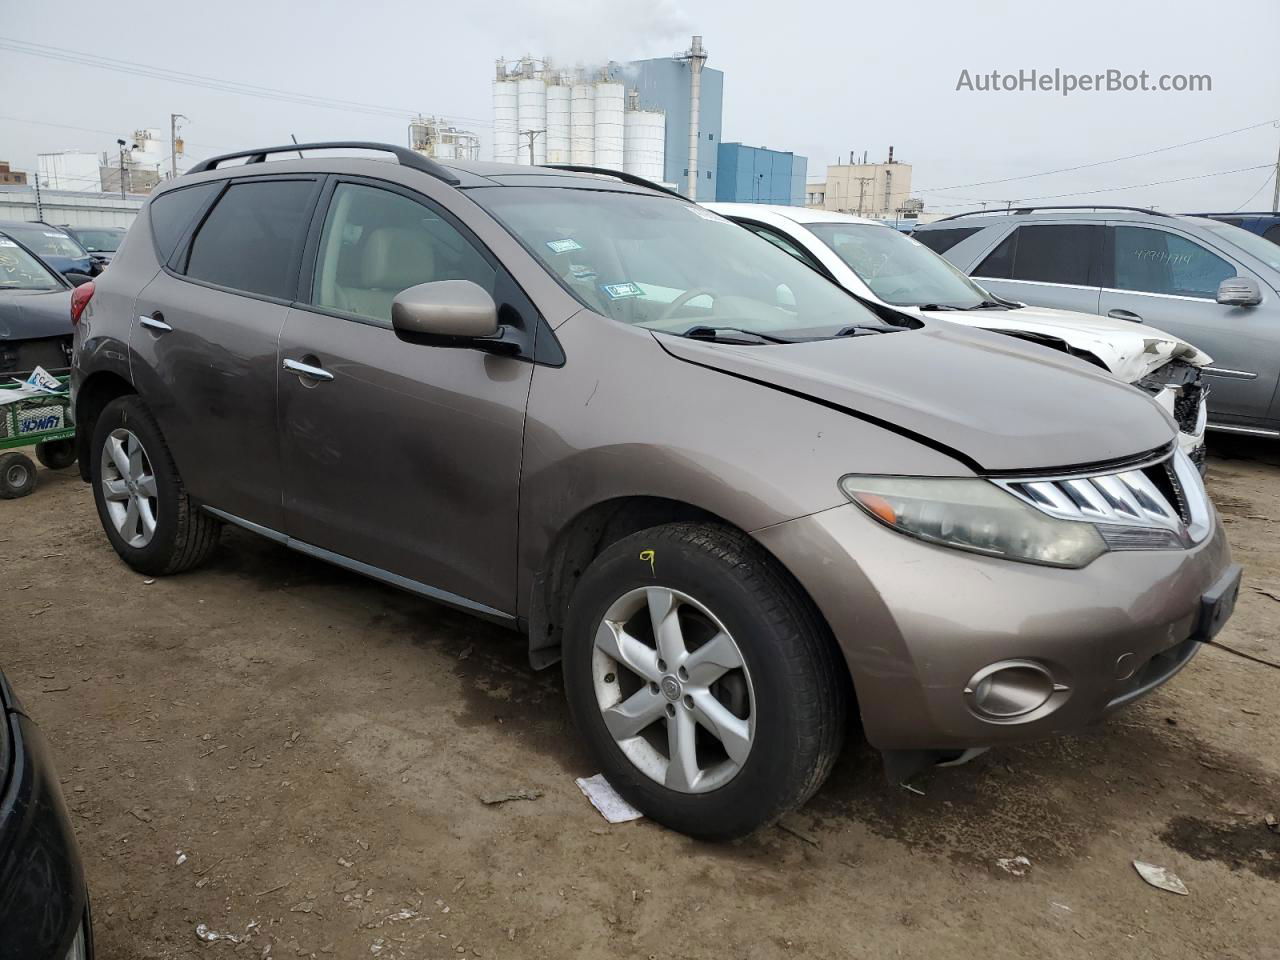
[974, 224, 1099, 286]
[184, 179, 318, 300]
[912, 226, 981, 254]
[1263, 224, 1280, 246]
[1110, 226, 1234, 299]
[148, 182, 220, 263]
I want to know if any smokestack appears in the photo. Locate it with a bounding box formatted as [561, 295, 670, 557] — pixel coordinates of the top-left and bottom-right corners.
[849, 150, 854, 165]
[888, 145, 894, 164]
[679, 35, 708, 201]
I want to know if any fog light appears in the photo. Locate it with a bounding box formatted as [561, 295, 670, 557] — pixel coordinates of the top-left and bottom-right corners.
[964, 660, 1063, 719]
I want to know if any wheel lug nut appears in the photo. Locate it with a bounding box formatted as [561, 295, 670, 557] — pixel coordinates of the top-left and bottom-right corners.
[657, 659, 667, 672]
[678, 666, 688, 681]
[665, 703, 676, 718]
[683, 695, 694, 709]
[604, 672, 616, 684]
[649, 681, 659, 694]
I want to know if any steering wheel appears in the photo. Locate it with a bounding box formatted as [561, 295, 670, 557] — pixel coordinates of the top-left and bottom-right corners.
[657, 287, 718, 324]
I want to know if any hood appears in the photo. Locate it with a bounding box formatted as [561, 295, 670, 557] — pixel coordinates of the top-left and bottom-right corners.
[909, 303, 1211, 382]
[655, 319, 1176, 473]
[0, 288, 74, 341]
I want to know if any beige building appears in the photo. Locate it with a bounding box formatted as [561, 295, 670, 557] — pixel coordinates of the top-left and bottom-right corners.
[806, 150, 914, 219]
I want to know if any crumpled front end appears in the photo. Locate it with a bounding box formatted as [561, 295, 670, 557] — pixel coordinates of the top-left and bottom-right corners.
[1134, 358, 1209, 469]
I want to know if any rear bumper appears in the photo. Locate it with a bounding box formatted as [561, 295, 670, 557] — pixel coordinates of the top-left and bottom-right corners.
[754, 502, 1234, 752]
[1, 691, 92, 960]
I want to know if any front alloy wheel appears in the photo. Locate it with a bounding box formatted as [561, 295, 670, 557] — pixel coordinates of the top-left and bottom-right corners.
[592, 586, 755, 793]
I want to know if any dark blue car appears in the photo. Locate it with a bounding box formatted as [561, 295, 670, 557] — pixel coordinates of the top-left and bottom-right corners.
[1190, 212, 1280, 247]
[0, 222, 97, 280]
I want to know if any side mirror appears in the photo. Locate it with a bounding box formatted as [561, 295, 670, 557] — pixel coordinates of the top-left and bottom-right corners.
[1217, 276, 1262, 307]
[392, 280, 500, 340]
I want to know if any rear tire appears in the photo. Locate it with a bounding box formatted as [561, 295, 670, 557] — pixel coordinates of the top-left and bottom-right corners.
[35, 438, 77, 470]
[0, 452, 37, 499]
[562, 522, 847, 840]
[90, 395, 221, 576]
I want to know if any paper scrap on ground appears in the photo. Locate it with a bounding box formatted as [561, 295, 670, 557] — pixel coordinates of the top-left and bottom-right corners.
[575, 773, 643, 823]
[1133, 860, 1189, 895]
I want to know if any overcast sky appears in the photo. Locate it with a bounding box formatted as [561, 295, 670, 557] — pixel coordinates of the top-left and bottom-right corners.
[2, 0, 1277, 212]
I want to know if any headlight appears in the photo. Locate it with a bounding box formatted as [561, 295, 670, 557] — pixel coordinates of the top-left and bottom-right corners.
[839, 475, 1107, 568]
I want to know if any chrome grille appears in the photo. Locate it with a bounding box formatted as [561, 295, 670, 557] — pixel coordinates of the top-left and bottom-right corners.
[994, 450, 1212, 549]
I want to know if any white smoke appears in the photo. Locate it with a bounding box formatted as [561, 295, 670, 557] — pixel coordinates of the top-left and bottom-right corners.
[496, 0, 695, 65]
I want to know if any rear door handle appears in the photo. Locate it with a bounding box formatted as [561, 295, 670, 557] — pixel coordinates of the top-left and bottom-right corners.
[1107, 308, 1143, 323]
[282, 357, 335, 382]
[139, 312, 172, 333]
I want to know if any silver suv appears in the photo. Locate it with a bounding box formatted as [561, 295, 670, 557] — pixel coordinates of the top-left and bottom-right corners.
[70, 145, 1239, 839]
[914, 206, 1280, 438]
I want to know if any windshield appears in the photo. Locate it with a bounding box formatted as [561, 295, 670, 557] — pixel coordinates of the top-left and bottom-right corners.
[1199, 220, 1280, 273]
[3, 224, 88, 260]
[806, 222, 996, 309]
[0, 235, 63, 290]
[69, 227, 124, 253]
[472, 187, 898, 339]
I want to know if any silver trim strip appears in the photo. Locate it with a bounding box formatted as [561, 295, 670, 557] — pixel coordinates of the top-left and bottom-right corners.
[1207, 422, 1280, 438]
[1203, 367, 1258, 381]
[282, 358, 335, 381]
[138, 315, 173, 332]
[1098, 287, 1215, 304]
[973, 277, 1099, 292]
[203, 506, 515, 623]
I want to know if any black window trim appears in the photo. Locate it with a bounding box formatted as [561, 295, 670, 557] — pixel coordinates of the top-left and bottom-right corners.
[731, 217, 836, 281]
[147, 180, 223, 268]
[973, 221, 1104, 288]
[291, 172, 561, 366]
[162, 174, 325, 309]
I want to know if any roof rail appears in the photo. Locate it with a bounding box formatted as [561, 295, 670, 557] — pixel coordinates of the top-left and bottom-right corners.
[931, 204, 1168, 224]
[187, 141, 460, 185]
[544, 164, 688, 200]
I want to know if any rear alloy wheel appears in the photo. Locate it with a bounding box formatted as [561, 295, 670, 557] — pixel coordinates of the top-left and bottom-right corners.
[90, 395, 221, 576]
[563, 522, 847, 840]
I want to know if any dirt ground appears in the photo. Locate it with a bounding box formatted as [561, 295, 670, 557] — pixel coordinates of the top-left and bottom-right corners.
[2, 435, 1278, 960]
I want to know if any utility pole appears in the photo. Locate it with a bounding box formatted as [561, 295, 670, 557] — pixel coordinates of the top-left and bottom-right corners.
[170, 113, 188, 178]
[116, 138, 128, 200]
[519, 129, 543, 165]
[1272, 124, 1280, 213]
[32, 171, 43, 222]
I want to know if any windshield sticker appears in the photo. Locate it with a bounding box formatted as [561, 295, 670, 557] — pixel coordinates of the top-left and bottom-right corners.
[0, 238, 16, 247]
[602, 282, 643, 300]
[43, 231, 65, 238]
[546, 238, 582, 254]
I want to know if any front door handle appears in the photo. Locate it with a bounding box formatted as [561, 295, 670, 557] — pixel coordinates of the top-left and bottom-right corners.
[138, 312, 172, 333]
[1107, 308, 1143, 323]
[283, 357, 335, 382]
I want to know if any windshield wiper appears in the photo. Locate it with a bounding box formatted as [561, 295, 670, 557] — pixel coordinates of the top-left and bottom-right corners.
[917, 303, 963, 311]
[680, 325, 795, 344]
[962, 300, 1010, 310]
[834, 323, 901, 337]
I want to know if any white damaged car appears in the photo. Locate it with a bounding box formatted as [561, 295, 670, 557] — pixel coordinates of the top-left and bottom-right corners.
[705, 204, 1211, 466]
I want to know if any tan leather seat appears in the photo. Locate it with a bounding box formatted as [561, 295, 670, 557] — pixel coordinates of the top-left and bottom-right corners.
[333, 226, 436, 321]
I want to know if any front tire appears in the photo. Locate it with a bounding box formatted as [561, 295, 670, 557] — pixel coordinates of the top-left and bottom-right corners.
[562, 522, 847, 840]
[90, 395, 221, 576]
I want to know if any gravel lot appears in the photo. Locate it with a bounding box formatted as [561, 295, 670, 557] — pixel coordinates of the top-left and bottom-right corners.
[2, 436, 1278, 960]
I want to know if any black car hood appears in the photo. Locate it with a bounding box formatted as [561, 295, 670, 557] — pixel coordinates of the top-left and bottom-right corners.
[0, 289, 73, 341]
[656, 319, 1177, 473]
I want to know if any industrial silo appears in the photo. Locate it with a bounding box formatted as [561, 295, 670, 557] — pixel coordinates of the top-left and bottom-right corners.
[623, 91, 665, 182]
[492, 66, 519, 164]
[593, 80, 625, 171]
[570, 79, 595, 165]
[516, 76, 547, 165]
[545, 81, 571, 165]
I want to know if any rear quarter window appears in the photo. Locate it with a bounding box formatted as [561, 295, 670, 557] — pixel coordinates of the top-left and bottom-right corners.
[148, 182, 220, 264]
[912, 226, 981, 254]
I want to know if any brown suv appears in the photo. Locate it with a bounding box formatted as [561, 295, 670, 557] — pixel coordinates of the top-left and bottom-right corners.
[70, 143, 1239, 840]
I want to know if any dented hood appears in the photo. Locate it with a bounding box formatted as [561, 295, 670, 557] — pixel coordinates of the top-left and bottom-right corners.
[909, 303, 1212, 382]
[656, 319, 1177, 473]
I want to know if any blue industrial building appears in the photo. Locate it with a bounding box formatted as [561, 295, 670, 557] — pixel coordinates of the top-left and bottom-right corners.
[715, 143, 808, 206]
[606, 55, 723, 199]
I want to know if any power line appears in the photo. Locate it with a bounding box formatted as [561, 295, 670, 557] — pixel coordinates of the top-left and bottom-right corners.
[0, 36, 494, 130]
[913, 118, 1280, 194]
[1233, 169, 1277, 212]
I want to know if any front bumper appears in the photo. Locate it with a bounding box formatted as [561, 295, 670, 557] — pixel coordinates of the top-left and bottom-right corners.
[1, 674, 93, 960]
[754, 502, 1234, 752]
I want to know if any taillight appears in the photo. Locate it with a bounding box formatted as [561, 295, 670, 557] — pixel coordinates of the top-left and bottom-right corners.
[70, 281, 95, 325]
